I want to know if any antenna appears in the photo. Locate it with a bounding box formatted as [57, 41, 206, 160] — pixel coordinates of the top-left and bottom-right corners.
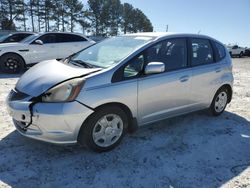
[166, 25, 169, 32]
[198, 30, 201, 34]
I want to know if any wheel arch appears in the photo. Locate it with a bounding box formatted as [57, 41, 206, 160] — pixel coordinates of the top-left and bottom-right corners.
[92, 102, 138, 133]
[217, 84, 233, 103]
[77, 102, 138, 142]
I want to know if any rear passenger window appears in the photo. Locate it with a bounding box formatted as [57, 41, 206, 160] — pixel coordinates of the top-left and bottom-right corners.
[215, 42, 226, 61]
[145, 38, 187, 71]
[191, 38, 214, 66]
[56, 34, 87, 43]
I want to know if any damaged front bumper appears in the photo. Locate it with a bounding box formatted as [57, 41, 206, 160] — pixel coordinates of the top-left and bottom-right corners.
[6, 90, 94, 144]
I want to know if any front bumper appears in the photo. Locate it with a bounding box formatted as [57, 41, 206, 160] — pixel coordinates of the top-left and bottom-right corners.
[6, 97, 94, 144]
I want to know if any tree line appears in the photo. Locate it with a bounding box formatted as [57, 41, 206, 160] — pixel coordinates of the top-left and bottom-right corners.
[0, 0, 153, 36]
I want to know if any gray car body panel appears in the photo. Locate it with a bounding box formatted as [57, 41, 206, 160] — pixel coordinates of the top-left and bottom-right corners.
[77, 33, 233, 125]
[16, 59, 102, 96]
[6, 32, 234, 144]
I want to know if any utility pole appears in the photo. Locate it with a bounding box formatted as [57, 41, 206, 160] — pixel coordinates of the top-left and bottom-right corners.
[166, 25, 168, 32]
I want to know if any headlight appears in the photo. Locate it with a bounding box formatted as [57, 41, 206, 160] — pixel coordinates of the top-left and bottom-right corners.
[42, 78, 85, 102]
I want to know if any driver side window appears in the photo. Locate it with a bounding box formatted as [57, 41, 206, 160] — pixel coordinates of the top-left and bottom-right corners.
[124, 54, 144, 78]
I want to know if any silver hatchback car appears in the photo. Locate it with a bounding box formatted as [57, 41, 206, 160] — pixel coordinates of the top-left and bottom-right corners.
[6, 32, 233, 152]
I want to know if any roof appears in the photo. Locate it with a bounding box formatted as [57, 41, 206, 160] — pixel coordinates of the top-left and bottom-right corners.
[41, 31, 87, 37]
[124, 32, 222, 44]
[9, 31, 35, 35]
[125, 32, 175, 37]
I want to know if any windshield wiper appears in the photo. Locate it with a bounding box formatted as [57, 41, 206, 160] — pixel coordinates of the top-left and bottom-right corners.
[70, 59, 95, 68]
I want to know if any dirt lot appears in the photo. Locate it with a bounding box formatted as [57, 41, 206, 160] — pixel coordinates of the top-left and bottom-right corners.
[0, 58, 249, 188]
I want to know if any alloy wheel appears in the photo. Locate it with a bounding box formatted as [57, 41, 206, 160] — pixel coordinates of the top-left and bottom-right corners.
[4, 58, 20, 72]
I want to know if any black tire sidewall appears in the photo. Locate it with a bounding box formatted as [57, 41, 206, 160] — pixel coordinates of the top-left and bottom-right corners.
[210, 87, 228, 116]
[79, 106, 128, 152]
[0, 53, 25, 74]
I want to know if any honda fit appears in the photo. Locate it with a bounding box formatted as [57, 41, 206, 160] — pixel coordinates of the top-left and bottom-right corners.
[6, 32, 233, 152]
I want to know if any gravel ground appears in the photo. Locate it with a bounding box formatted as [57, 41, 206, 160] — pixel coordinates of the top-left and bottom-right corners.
[0, 58, 249, 188]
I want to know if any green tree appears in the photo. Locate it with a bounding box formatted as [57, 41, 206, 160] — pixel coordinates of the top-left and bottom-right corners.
[106, 0, 122, 36]
[121, 7, 153, 34]
[64, 0, 84, 32]
[132, 8, 153, 33]
[87, 0, 107, 35]
[15, 0, 28, 31]
[52, 0, 64, 31]
[0, 0, 153, 34]
[121, 3, 134, 34]
[38, 0, 56, 31]
[0, 0, 24, 30]
[28, 0, 36, 31]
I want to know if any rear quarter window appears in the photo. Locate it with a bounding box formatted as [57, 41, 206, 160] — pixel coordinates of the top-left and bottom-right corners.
[214, 42, 226, 61]
[190, 38, 214, 66]
[56, 34, 87, 43]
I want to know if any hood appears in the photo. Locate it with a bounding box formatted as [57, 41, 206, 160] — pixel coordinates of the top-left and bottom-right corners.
[16, 60, 101, 97]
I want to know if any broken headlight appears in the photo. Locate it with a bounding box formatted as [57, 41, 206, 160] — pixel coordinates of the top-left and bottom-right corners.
[42, 78, 85, 102]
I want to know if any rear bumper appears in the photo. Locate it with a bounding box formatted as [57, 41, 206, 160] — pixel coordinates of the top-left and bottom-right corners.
[7, 99, 94, 144]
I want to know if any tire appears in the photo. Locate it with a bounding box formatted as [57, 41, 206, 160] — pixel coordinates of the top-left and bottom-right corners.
[229, 52, 232, 57]
[78, 106, 128, 152]
[239, 52, 243, 58]
[0, 53, 25, 74]
[210, 87, 228, 116]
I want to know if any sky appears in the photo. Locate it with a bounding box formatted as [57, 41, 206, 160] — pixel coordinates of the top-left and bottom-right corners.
[119, 0, 250, 47]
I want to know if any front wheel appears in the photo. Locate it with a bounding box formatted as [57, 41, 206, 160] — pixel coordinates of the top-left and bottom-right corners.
[210, 87, 228, 116]
[78, 106, 128, 152]
[0, 53, 25, 73]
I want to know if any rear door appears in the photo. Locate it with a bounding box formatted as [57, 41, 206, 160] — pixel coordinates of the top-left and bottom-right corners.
[55, 33, 91, 59]
[138, 38, 193, 124]
[67, 34, 92, 52]
[189, 38, 224, 109]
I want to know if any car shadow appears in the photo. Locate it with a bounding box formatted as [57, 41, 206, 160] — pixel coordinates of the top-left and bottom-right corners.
[0, 111, 249, 188]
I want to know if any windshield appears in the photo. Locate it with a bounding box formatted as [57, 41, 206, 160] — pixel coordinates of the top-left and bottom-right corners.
[0, 34, 9, 42]
[70, 36, 154, 68]
[21, 34, 39, 43]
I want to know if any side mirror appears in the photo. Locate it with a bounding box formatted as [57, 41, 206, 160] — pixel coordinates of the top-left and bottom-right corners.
[144, 62, 165, 75]
[34, 40, 43, 45]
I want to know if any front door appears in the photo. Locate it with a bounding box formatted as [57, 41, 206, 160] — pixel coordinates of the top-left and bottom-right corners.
[28, 34, 58, 63]
[137, 38, 192, 124]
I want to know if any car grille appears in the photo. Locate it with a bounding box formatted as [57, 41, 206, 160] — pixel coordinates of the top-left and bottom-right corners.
[8, 89, 29, 101]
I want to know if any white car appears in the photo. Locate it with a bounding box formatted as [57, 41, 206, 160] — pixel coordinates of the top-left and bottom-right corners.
[0, 32, 95, 73]
[227, 45, 245, 58]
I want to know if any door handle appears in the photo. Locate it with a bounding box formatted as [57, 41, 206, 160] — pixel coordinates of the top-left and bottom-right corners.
[215, 67, 222, 73]
[179, 75, 189, 82]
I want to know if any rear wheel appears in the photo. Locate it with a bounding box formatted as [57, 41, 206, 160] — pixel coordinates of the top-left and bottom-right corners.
[239, 52, 243, 58]
[78, 106, 128, 152]
[210, 87, 228, 116]
[0, 53, 25, 74]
